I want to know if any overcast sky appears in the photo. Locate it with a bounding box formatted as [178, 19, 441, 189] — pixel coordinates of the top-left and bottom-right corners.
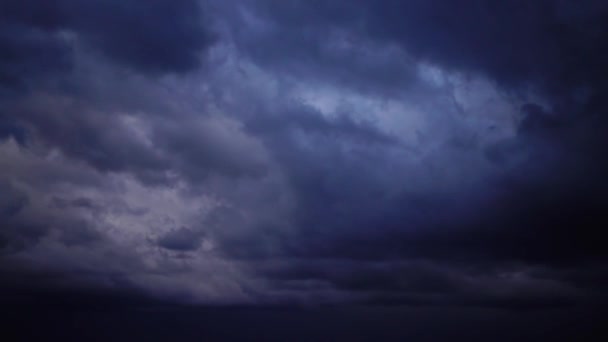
[1, 0, 608, 340]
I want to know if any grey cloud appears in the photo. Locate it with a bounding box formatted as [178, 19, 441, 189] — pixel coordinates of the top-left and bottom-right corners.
[153, 116, 270, 181]
[0, 0, 220, 185]
[1, 0, 608, 317]
[244, 101, 398, 145]
[2, 80, 269, 187]
[0, 0, 214, 76]
[0, 118, 26, 145]
[51, 196, 98, 211]
[0, 182, 44, 252]
[21, 101, 169, 182]
[0, 24, 72, 89]
[67, 0, 214, 74]
[238, 0, 608, 107]
[216, 0, 608, 275]
[257, 259, 584, 309]
[224, 1, 418, 97]
[0, 181, 28, 217]
[157, 227, 204, 252]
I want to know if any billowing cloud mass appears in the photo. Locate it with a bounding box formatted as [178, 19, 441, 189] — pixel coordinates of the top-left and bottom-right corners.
[1, 0, 608, 339]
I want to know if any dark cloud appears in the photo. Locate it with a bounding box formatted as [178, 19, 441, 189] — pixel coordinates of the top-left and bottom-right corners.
[153, 116, 270, 181]
[70, 0, 214, 74]
[0, 182, 43, 252]
[1, 87, 267, 187]
[0, 24, 72, 89]
[214, 0, 608, 286]
[238, 0, 608, 105]
[0, 0, 217, 184]
[0, 118, 27, 145]
[0, 181, 28, 217]
[1, 2, 608, 336]
[0, 185, 104, 254]
[245, 101, 398, 145]
[157, 227, 204, 252]
[205, 78, 608, 310]
[51, 196, 98, 211]
[22, 103, 170, 181]
[226, 1, 418, 97]
[232, 109, 608, 268]
[0, 0, 214, 76]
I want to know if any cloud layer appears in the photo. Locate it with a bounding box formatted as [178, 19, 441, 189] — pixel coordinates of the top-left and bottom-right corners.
[1, 0, 607, 320]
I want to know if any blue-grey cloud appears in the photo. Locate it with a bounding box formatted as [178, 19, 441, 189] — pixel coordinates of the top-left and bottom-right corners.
[1, 1, 607, 330]
[157, 227, 204, 252]
[1, 0, 214, 76]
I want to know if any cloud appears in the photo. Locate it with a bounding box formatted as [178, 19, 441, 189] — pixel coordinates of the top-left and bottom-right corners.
[1, 0, 607, 318]
[0, 23, 71, 89]
[0, 0, 214, 77]
[0, 181, 28, 217]
[157, 227, 204, 252]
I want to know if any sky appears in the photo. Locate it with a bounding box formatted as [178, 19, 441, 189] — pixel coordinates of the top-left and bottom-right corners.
[1, 0, 608, 340]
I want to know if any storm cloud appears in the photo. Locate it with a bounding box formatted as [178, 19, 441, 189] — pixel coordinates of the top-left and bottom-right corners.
[1, 1, 607, 340]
